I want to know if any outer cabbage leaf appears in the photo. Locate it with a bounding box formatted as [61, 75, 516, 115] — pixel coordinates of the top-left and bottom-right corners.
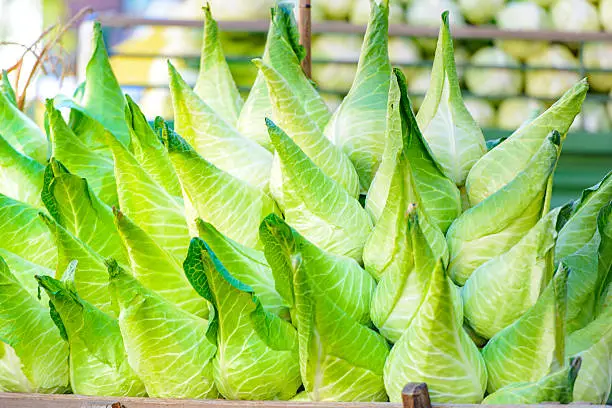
[466, 79, 588, 205]
[168, 61, 272, 190]
[566, 306, 612, 403]
[197, 219, 288, 319]
[0, 256, 69, 393]
[0, 84, 48, 163]
[482, 265, 568, 393]
[0, 133, 44, 207]
[415, 12, 487, 188]
[0, 193, 56, 269]
[482, 358, 580, 404]
[253, 59, 360, 202]
[0, 71, 16, 104]
[39, 212, 114, 315]
[447, 131, 561, 285]
[46, 100, 117, 206]
[462, 207, 561, 339]
[105, 131, 189, 262]
[36, 270, 146, 397]
[0, 249, 52, 299]
[266, 119, 372, 262]
[42, 159, 128, 265]
[114, 210, 208, 319]
[384, 259, 487, 403]
[183, 238, 301, 400]
[163, 126, 280, 249]
[556, 171, 612, 262]
[125, 96, 181, 198]
[107, 260, 218, 399]
[238, 5, 329, 150]
[259, 214, 375, 326]
[324, 0, 391, 192]
[194, 5, 243, 125]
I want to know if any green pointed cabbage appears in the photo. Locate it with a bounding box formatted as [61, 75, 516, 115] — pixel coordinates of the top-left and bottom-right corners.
[324, 0, 391, 192]
[183, 238, 301, 400]
[482, 358, 580, 404]
[168, 61, 272, 190]
[566, 306, 612, 403]
[260, 214, 387, 401]
[266, 119, 372, 262]
[482, 265, 568, 393]
[197, 219, 288, 319]
[253, 59, 360, 202]
[447, 131, 561, 285]
[0, 256, 69, 393]
[384, 259, 486, 403]
[41, 159, 129, 266]
[466, 79, 588, 206]
[0, 193, 57, 269]
[0, 133, 44, 208]
[415, 12, 487, 189]
[162, 123, 280, 249]
[238, 5, 330, 150]
[194, 5, 243, 125]
[462, 207, 561, 339]
[107, 260, 218, 399]
[555, 171, 612, 263]
[114, 210, 208, 319]
[36, 268, 146, 397]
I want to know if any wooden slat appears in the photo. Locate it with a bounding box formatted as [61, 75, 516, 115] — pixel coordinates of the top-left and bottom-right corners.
[0, 394, 603, 408]
[299, 0, 312, 79]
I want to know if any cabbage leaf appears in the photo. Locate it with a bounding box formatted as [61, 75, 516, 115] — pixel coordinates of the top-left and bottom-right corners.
[108, 259, 218, 399]
[0, 133, 44, 207]
[0, 248, 52, 300]
[415, 12, 487, 188]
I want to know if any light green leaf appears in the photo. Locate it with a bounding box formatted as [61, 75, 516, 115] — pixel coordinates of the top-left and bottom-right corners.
[482, 358, 580, 404]
[0, 256, 69, 393]
[39, 212, 114, 316]
[168, 61, 272, 190]
[253, 59, 360, 202]
[462, 207, 561, 340]
[447, 131, 561, 285]
[324, 0, 391, 192]
[0, 71, 16, 105]
[415, 12, 486, 188]
[566, 306, 612, 404]
[125, 97, 181, 198]
[41, 159, 129, 266]
[105, 130, 189, 262]
[46, 100, 118, 206]
[108, 259, 218, 399]
[197, 219, 288, 319]
[482, 264, 568, 393]
[163, 127, 280, 249]
[466, 79, 588, 205]
[238, 5, 329, 150]
[266, 119, 372, 262]
[0, 248, 52, 300]
[384, 260, 487, 404]
[0, 193, 56, 269]
[36, 272, 146, 397]
[194, 5, 243, 125]
[114, 209, 208, 319]
[0, 132, 44, 207]
[0, 85, 48, 164]
[183, 238, 301, 400]
[556, 171, 612, 262]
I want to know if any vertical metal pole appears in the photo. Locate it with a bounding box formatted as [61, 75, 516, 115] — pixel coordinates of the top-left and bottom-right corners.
[299, 0, 312, 78]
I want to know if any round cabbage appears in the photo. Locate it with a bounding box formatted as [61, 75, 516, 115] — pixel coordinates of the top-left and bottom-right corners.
[525, 45, 581, 99]
[464, 98, 496, 128]
[351, 0, 405, 24]
[389, 37, 422, 81]
[600, 0, 612, 32]
[311, 34, 361, 92]
[406, 0, 466, 53]
[583, 42, 612, 92]
[208, 0, 274, 21]
[407, 68, 431, 110]
[458, 0, 504, 24]
[496, 98, 546, 131]
[138, 89, 174, 120]
[316, 0, 354, 21]
[551, 0, 599, 32]
[464, 47, 523, 97]
[570, 101, 612, 133]
[495, 2, 551, 61]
